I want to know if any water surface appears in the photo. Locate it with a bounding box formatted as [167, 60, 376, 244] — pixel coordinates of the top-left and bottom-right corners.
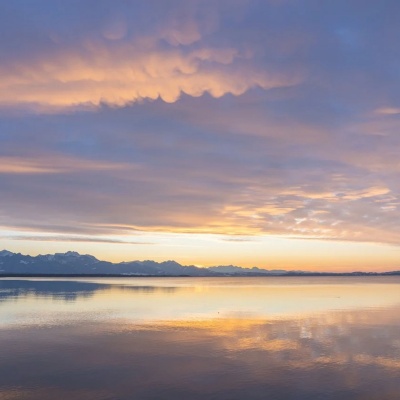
[1, 277, 400, 399]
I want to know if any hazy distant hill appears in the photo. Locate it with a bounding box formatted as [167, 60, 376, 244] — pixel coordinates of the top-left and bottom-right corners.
[209, 265, 291, 275]
[1, 250, 399, 276]
[0, 250, 217, 276]
[0, 250, 289, 276]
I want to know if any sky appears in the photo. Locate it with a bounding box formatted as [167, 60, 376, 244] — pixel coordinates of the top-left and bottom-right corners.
[1, 0, 400, 271]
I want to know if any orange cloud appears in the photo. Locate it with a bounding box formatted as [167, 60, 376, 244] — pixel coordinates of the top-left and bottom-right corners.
[374, 107, 400, 115]
[0, 155, 135, 174]
[0, 38, 300, 111]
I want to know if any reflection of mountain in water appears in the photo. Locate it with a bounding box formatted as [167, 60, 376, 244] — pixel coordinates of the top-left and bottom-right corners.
[0, 280, 179, 302]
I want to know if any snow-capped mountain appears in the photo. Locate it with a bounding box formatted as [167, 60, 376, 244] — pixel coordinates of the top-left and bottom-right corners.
[0, 250, 397, 276]
[0, 250, 218, 276]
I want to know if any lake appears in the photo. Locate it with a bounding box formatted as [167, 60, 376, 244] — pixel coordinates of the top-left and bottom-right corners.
[1, 276, 400, 399]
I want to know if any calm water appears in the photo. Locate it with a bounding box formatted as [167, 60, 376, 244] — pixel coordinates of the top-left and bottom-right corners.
[1, 277, 400, 399]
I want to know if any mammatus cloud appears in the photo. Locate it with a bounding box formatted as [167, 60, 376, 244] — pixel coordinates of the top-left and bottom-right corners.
[0, 38, 299, 111]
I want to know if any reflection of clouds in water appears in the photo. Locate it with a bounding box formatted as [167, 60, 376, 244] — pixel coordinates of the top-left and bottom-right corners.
[136, 308, 400, 364]
[1, 308, 400, 400]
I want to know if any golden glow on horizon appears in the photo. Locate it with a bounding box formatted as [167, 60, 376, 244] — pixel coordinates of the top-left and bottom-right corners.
[2, 230, 400, 272]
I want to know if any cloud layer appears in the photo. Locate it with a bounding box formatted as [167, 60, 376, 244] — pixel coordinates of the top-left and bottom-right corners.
[0, 1, 298, 110]
[1, 0, 400, 265]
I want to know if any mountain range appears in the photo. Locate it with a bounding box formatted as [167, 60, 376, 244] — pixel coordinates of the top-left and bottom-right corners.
[0, 250, 399, 276]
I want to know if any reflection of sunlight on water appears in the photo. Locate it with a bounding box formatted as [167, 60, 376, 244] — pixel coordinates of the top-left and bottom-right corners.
[1, 278, 400, 399]
[1, 277, 400, 329]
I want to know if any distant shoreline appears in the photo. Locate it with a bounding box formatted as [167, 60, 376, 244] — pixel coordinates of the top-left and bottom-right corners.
[2, 250, 400, 277]
[1, 273, 400, 278]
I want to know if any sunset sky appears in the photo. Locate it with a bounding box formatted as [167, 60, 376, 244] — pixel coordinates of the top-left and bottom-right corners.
[2, 1, 400, 271]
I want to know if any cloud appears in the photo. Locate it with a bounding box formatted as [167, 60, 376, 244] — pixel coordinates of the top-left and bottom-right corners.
[3, 234, 153, 245]
[219, 237, 257, 243]
[0, 29, 299, 111]
[1, 92, 400, 246]
[0, 155, 135, 174]
[374, 107, 400, 115]
[1, 0, 400, 257]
